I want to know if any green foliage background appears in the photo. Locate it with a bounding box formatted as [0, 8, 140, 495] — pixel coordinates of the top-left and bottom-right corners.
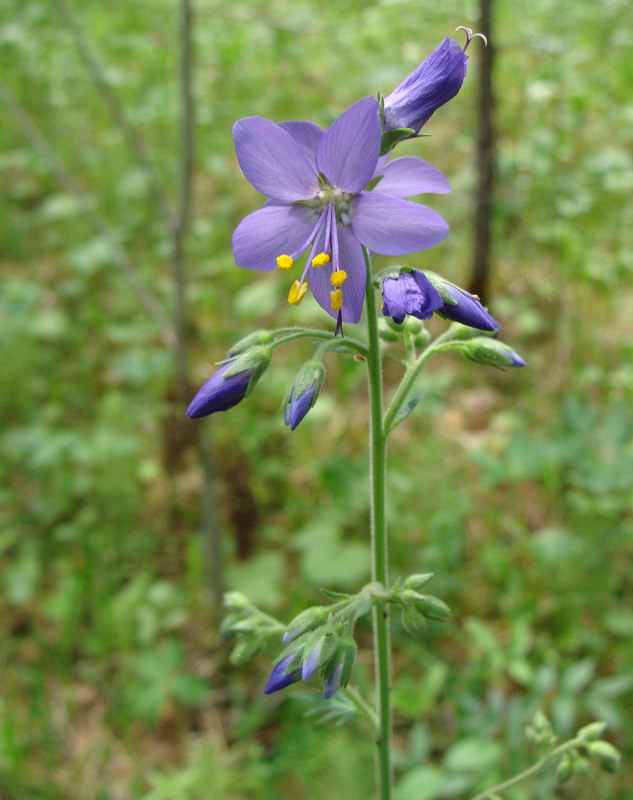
[1, 0, 632, 798]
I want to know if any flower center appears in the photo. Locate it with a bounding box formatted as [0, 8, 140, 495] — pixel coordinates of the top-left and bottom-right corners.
[304, 183, 353, 226]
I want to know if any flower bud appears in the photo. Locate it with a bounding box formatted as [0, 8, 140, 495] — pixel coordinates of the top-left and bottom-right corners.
[284, 359, 326, 430]
[230, 638, 262, 665]
[403, 573, 435, 591]
[423, 271, 499, 331]
[281, 606, 330, 643]
[577, 721, 608, 742]
[187, 346, 272, 418]
[227, 329, 275, 356]
[323, 636, 357, 699]
[413, 593, 451, 621]
[459, 337, 526, 368]
[378, 317, 403, 342]
[587, 741, 621, 773]
[223, 591, 250, 612]
[383, 38, 468, 136]
[401, 606, 427, 635]
[556, 753, 574, 784]
[264, 654, 303, 695]
[382, 269, 443, 325]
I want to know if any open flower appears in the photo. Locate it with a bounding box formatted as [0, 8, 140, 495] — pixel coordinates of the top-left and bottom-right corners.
[383, 38, 468, 134]
[232, 97, 450, 325]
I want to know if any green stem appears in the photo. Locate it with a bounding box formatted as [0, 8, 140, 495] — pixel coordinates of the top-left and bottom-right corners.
[272, 329, 368, 356]
[383, 328, 455, 434]
[364, 249, 392, 800]
[468, 738, 582, 800]
[341, 685, 379, 731]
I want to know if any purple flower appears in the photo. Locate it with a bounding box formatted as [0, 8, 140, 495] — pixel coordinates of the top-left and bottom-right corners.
[424, 272, 499, 331]
[232, 97, 450, 324]
[383, 38, 468, 135]
[284, 359, 325, 430]
[264, 655, 303, 694]
[381, 269, 443, 325]
[187, 346, 271, 419]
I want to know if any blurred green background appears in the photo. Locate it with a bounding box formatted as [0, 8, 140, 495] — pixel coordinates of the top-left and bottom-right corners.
[1, 0, 632, 798]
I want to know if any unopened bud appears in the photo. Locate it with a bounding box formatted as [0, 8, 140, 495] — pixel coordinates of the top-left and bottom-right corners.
[587, 741, 621, 773]
[577, 721, 608, 742]
[556, 753, 574, 784]
[223, 591, 250, 611]
[227, 329, 275, 356]
[281, 606, 329, 643]
[378, 317, 403, 342]
[403, 573, 434, 590]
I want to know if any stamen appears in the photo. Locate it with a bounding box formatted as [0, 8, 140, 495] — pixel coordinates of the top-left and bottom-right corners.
[330, 289, 343, 311]
[288, 280, 308, 306]
[276, 254, 294, 270]
[312, 252, 330, 268]
[330, 270, 347, 287]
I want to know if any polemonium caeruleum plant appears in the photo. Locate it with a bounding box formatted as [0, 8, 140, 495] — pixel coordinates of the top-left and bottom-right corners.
[189, 28, 620, 800]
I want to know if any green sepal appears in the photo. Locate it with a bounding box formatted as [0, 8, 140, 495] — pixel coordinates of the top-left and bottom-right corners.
[321, 589, 352, 601]
[282, 606, 330, 641]
[289, 359, 326, 403]
[380, 127, 416, 155]
[223, 345, 273, 395]
[227, 329, 275, 356]
[422, 270, 459, 305]
[322, 635, 357, 689]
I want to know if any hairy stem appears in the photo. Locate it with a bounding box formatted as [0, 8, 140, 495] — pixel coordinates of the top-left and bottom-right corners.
[364, 249, 392, 800]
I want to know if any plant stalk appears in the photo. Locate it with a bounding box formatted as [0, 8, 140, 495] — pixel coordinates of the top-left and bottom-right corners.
[363, 250, 392, 800]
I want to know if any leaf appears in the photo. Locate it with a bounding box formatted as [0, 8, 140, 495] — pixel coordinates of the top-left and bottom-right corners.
[390, 396, 423, 430]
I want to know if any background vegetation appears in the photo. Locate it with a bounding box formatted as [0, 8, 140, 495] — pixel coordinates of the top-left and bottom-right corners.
[1, 0, 632, 798]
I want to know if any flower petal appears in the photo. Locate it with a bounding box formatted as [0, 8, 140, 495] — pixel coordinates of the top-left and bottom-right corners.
[279, 121, 324, 166]
[308, 225, 366, 323]
[233, 116, 319, 201]
[316, 97, 381, 193]
[232, 203, 316, 271]
[351, 192, 449, 255]
[375, 156, 450, 197]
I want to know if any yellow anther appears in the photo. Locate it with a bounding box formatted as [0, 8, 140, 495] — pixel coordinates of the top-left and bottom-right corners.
[311, 252, 330, 267]
[330, 270, 347, 287]
[276, 254, 294, 270]
[288, 280, 308, 306]
[330, 289, 343, 311]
